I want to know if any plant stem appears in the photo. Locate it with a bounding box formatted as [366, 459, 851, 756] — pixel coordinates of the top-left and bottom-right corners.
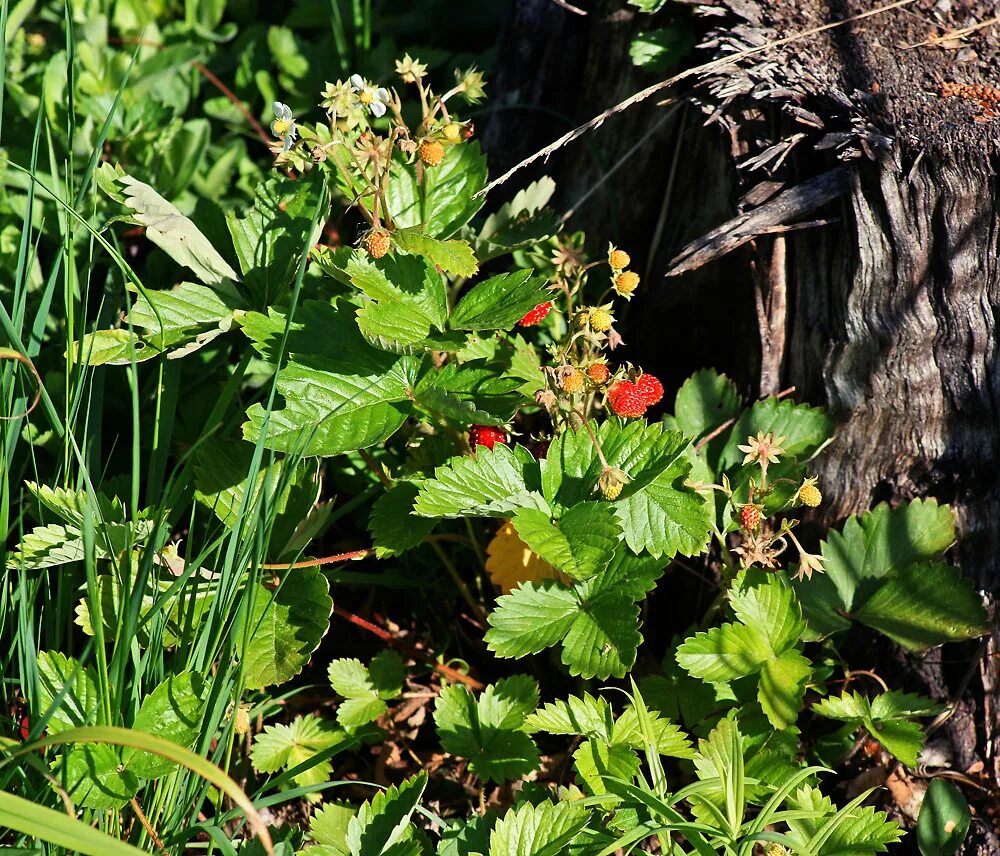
[429, 539, 488, 625]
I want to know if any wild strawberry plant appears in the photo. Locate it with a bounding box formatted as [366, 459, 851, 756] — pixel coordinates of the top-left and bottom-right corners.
[4, 44, 991, 856]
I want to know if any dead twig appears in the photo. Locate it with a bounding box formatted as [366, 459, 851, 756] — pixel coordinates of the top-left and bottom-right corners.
[902, 15, 1000, 50]
[475, 0, 917, 199]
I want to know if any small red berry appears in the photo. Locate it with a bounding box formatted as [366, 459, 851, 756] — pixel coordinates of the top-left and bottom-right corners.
[363, 229, 391, 259]
[636, 373, 664, 406]
[607, 382, 648, 418]
[739, 504, 761, 530]
[587, 363, 611, 385]
[468, 424, 507, 450]
[518, 301, 553, 327]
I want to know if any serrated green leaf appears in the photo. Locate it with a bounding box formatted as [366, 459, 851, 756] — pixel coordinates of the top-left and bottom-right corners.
[345, 251, 448, 327]
[240, 568, 332, 689]
[869, 691, 941, 721]
[852, 562, 989, 651]
[676, 622, 772, 682]
[474, 177, 558, 262]
[328, 652, 403, 729]
[393, 228, 478, 278]
[227, 174, 323, 306]
[435, 677, 539, 784]
[311, 803, 355, 853]
[819, 500, 955, 612]
[36, 652, 97, 734]
[355, 297, 435, 354]
[560, 591, 641, 680]
[511, 502, 620, 580]
[525, 693, 613, 740]
[758, 648, 811, 731]
[729, 576, 805, 653]
[386, 143, 488, 239]
[629, 27, 695, 72]
[573, 739, 640, 796]
[251, 714, 344, 788]
[812, 691, 872, 723]
[125, 672, 209, 778]
[611, 706, 695, 758]
[870, 718, 925, 767]
[413, 444, 547, 519]
[240, 300, 418, 456]
[368, 481, 436, 558]
[346, 771, 428, 856]
[487, 800, 590, 856]
[126, 280, 243, 354]
[449, 270, 551, 332]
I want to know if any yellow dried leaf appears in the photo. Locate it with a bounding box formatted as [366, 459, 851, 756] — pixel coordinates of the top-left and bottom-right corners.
[485, 520, 564, 594]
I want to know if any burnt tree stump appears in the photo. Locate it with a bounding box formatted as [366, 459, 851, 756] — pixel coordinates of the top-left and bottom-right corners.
[487, 1, 1000, 849]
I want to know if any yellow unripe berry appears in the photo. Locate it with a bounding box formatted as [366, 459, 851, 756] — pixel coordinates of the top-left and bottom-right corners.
[419, 140, 445, 166]
[602, 481, 623, 501]
[614, 271, 640, 297]
[608, 249, 631, 270]
[443, 122, 462, 143]
[561, 369, 585, 394]
[798, 482, 822, 508]
[233, 705, 250, 736]
[589, 307, 614, 332]
[364, 229, 392, 259]
[598, 466, 629, 501]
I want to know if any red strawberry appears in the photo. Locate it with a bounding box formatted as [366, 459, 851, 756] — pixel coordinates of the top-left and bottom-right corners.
[636, 373, 664, 406]
[739, 504, 761, 530]
[469, 425, 507, 450]
[607, 382, 647, 418]
[518, 301, 553, 327]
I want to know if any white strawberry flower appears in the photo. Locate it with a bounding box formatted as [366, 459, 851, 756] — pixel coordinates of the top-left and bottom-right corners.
[270, 101, 297, 151]
[349, 74, 391, 118]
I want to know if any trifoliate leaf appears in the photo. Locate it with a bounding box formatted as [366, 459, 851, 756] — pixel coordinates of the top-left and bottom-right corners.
[487, 800, 590, 856]
[240, 568, 333, 689]
[611, 706, 695, 758]
[125, 672, 209, 778]
[240, 300, 419, 456]
[485, 520, 562, 594]
[449, 270, 551, 331]
[35, 651, 97, 734]
[511, 502, 620, 580]
[413, 444, 547, 519]
[251, 714, 344, 788]
[484, 580, 578, 659]
[434, 677, 540, 783]
[328, 652, 405, 729]
[795, 500, 987, 650]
